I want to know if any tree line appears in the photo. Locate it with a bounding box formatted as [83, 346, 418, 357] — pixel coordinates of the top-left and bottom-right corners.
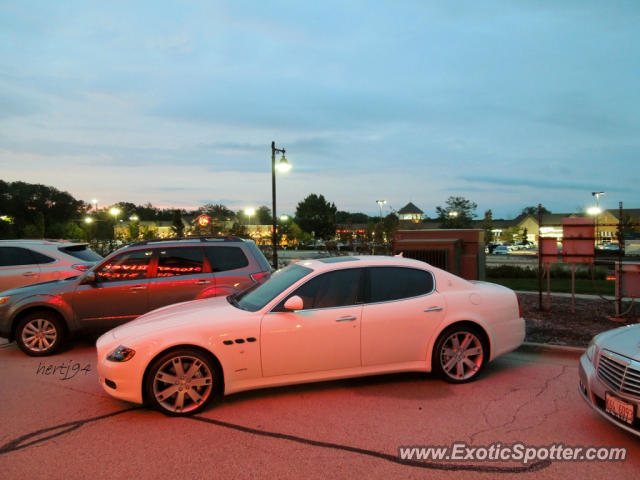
[1, 180, 561, 244]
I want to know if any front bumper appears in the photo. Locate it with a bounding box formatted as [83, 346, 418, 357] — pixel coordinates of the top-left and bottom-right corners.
[96, 333, 145, 405]
[578, 352, 640, 437]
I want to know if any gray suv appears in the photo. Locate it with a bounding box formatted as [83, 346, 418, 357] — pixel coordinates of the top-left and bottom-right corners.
[0, 237, 271, 356]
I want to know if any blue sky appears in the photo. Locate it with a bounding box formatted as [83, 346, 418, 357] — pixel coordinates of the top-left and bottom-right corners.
[0, 0, 638, 219]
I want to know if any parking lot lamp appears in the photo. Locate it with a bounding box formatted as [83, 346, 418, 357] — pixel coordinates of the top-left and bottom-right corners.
[109, 207, 121, 239]
[591, 192, 605, 244]
[271, 141, 291, 269]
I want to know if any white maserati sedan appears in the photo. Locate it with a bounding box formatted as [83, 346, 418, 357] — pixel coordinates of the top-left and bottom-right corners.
[97, 256, 525, 416]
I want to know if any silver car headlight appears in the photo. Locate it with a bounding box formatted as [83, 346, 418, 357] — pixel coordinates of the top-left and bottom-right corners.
[585, 339, 600, 364]
[107, 345, 136, 362]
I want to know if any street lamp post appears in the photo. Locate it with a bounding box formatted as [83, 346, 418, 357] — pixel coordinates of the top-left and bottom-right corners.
[271, 141, 291, 269]
[376, 200, 386, 220]
[591, 191, 605, 245]
[109, 207, 121, 240]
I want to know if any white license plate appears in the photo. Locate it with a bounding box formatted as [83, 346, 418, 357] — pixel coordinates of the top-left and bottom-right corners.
[605, 392, 635, 425]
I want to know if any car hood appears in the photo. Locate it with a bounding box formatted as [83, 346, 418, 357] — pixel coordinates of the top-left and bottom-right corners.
[598, 324, 640, 362]
[103, 295, 251, 343]
[0, 276, 80, 297]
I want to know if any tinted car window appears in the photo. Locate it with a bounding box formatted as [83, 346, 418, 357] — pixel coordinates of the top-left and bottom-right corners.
[0, 247, 42, 267]
[236, 264, 312, 312]
[59, 245, 102, 262]
[279, 268, 363, 311]
[205, 246, 248, 272]
[157, 247, 204, 277]
[368, 267, 434, 303]
[27, 250, 56, 264]
[97, 250, 153, 282]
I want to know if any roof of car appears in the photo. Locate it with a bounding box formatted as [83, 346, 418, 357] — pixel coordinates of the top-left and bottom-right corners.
[125, 236, 249, 248]
[293, 255, 433, 272]
[0, 239, 83, 246]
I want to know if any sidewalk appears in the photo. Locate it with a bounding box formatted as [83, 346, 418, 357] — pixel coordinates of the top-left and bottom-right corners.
[517, 290, 633, 302]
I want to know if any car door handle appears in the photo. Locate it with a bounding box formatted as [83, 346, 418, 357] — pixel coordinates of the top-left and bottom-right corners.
[336, 316, 357, 322]
[424, 307, 443, 312]
[196, 280, 211, 285]
[22, 272, 38, 277]
[129, 286, 147, 291]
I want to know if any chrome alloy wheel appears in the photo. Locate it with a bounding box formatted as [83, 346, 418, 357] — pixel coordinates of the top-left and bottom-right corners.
[21, 318, 58, 353]
[152, 354, 214, 414]
[439, 331, 484, 381]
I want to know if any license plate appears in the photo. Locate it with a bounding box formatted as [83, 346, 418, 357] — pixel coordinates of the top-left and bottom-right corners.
[605, 392, 635, 425]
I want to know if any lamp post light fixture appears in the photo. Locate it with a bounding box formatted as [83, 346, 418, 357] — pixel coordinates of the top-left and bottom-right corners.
[244, 208, 255, 225]
[591, 191, 605, 245]
[280, 214, 289, 222]
[84, 217, 93, 224]
[271, 141, 291, 269]
[109, 207, 121, 239]
[376, 200, 387, 220]
[449, 211, 459, 217]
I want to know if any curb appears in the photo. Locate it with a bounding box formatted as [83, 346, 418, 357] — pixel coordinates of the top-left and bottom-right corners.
[519, 341, 585, 356]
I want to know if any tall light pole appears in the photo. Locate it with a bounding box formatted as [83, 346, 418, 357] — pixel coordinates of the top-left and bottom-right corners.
[376, 200, 386, 220]
[109, 207, 121, 240]
[271, 141, 291, 269]
[591, 191, 605, 244]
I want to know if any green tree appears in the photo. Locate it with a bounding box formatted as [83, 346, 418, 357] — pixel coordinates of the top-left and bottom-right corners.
[229, 222, 248, 237]
[336, 211, 370, 224]
[256, 206, 272, 225]
[482, 209, 494, 243]
[295, 194, 338, 240]
[171, 210, 185, 237]
[127, 219, 141, 241]
[0, 180, 84, 237]
[382, 213, 399, 242]
[435, 196, 477, 228]
[141, 224, 158, 240]
[521, 205, 550, 217]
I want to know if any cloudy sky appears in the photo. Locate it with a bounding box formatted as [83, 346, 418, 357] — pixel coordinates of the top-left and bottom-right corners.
[1, 1, 638, 219]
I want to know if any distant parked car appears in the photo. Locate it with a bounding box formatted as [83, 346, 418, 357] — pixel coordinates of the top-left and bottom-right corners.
[0, 239, 101, 292]
[486, 242, 501, 254]
[0, 237, 271, 356]
[492, 245, 511, 255]
[96, 255, 525, 416]
[596, 243, 624, 253]
[579, 325, 640, 437]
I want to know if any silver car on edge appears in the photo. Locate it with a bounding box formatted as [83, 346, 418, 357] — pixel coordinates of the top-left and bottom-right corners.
[579, 324, 640, 437]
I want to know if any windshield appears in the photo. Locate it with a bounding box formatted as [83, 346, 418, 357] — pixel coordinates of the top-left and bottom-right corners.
[234, 264, 312, 312]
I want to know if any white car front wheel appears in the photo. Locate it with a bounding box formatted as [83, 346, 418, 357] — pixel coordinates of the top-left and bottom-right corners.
[146, 349, 217, 416]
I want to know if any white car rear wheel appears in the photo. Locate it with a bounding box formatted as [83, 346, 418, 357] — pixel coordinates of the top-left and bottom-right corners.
[433, 326, 486, 383]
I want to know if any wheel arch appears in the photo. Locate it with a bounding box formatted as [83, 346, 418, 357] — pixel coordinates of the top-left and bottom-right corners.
[140, 344, 225, 405]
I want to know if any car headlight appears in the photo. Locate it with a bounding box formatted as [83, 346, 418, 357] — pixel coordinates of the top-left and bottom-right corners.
[107, 345, 136, 362]
[0, 296, 10, 305]
[585, 339, 600, 364]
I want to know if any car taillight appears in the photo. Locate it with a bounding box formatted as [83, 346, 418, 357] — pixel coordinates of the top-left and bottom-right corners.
[72, 264, 91, 271]
[250, 271, 270, 283]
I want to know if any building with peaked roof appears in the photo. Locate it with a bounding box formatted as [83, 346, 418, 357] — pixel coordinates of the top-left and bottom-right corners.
[397, 202, 424, 222]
